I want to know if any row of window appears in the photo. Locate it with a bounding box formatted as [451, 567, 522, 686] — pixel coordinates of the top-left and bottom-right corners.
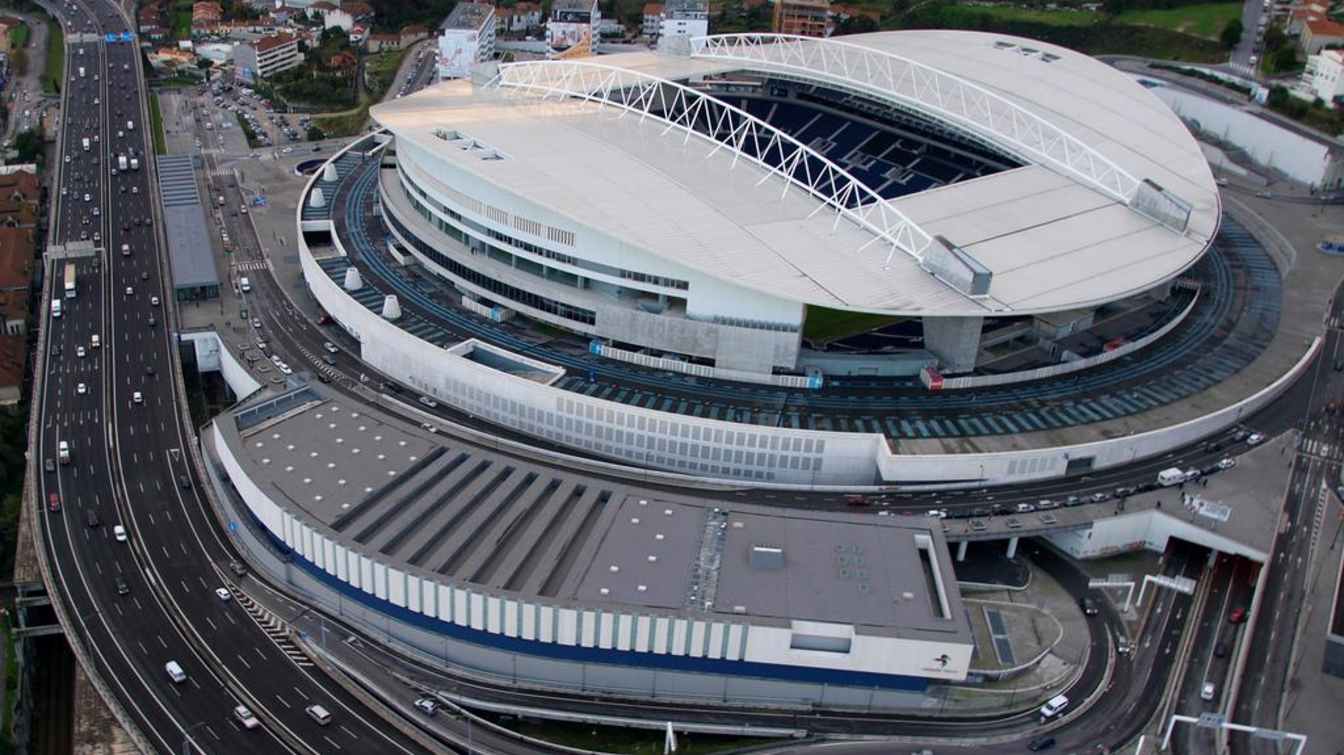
[385, 206, 599, 326]
[399, 164, 690, 291]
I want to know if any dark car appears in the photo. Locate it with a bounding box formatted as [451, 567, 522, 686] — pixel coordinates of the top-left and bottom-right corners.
[1080, 597, 1099, 616]
[178, 475, 192, 490]
[114, 576, 130, 595]
[228, 560, 248, 578]
[1214, 642, 1229, 658]
[1027, 736, 1056, 751]
[44, 458, 55, 473]
[48, 493, 61, 512]
[86, 508, 100, 527]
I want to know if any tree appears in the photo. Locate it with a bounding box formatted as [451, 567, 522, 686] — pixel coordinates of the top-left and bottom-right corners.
[1219, 18, 1242, 50]
[837, 14, 879, 35]
[9, 48, 27, 77]
[12, 128, 43, 163]
[1270, 45, 1298, 73]
[306, 125, 326, 141]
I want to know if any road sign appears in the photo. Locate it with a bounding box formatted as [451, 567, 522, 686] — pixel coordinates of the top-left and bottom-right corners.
[1197, 713, 1226, 728]
[1252, 730, 1287, 742]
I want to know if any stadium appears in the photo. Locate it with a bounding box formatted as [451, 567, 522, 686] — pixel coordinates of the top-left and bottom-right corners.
[369, 31, 1220, 380]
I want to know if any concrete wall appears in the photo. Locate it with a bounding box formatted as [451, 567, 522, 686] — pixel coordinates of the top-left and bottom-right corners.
[1045, 509, 1268, 562]
[1146, 82, 1344, 188]
[922, 315, 983, 374]
[179, 330, 262, 400]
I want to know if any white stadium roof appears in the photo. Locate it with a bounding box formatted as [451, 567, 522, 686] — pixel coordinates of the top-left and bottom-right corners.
[371, 31, 1219, 317]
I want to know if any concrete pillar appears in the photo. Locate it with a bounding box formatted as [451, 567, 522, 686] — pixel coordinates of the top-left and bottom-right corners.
[323, 163, 338, 182]
[956, 540, 968, 562]
[308, 187, 326, 208]
[1006, 536, 1019, 560]
[381, 295, 402, 321]
[342, 267, 363, 291]
[922, 316, 983, 374]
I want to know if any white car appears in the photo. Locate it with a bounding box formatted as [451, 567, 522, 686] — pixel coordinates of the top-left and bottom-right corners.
[150, 296, 160, 307]
[83, 193, 90, 202]
[113, 525, 127, 542]
[1216, 457, 1236, 470]
[76, 346, 86, 358]
[124, 286, 133, 297]
[277, 364, 293, 376]
[132, 391, 143, 404]
[215, 587, 232, 601]
[233, 705, 260, 729]
[323, 342, 338, 354]
[92, 207, 99, 217]
[281, 146, 293, 154]
[1246, 432, 1266, 446]
[76, 382, 87, 395]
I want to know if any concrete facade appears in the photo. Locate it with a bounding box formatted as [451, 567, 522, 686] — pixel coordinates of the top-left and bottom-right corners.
[922, 315, 984, 374]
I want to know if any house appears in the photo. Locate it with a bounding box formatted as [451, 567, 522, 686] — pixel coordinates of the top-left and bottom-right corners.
[233, 31, 302, 81]
[138, 3, 168, 39]
[642, 3, 664, 37]
[773, 0, 830, 37]
[306, 0, 336, 20]
[148, 46, 197, 70]
[191, 1, 223, 24]
[366, 31, 401, 53]
[1303, 48, 1344, 104]
[658, 0, 708, 46]
[438, 3, 496, 80]
[325, 1, 374, 32]
[401, 24, 430, 45]
[547, 0, 599, 50]
[0, 17, 23, 53]
[1302, 18, 1344, 55]
[0, 335, 22, 406]
[0, 226, 34, 339]
[327, 49, 357, 73]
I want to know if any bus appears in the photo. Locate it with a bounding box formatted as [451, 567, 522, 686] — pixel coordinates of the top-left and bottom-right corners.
[63, 263, 76, 299]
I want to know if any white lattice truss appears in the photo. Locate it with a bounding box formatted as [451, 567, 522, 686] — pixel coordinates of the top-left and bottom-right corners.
[491, 60, 936, 267]
[690, 34, 1143, 204]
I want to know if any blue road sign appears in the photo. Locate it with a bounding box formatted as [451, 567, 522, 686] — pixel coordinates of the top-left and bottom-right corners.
[120, 32, 133, 42]
[104, 33, 117, 43]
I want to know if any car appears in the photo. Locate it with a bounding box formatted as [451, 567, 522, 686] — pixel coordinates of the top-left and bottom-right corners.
[146, 364, 156, 376]
[132, 391, 143, 404]
[1217, 457, 1236, 470]
[131, 186, 138, 195]
[418, 396, 438, 409]
[215, 587, 232, 601]
[322, 355, 336, 366]
[1027, 737, 1056, 752]
[48, 493, 61, 512]
[1114, 486, 1136, 498]
[178, 475, 192, 490]
[229, 560, 248, 577]
[277, 364, 293, 376]
[414, 697, 438, 716]
[1246, 432, 1265, 446]
[114, 576, 130, 595]
[148, 316, 157, 327]
[76, 346, 86, 358]
[113, 525, 127, 542]
[234, 705, 260, 729]
[251, 318, 262, 329]
[92, 207, 99, 217]
[76, 382, 87, 395]
[150, 296, 160, 307]
[83, 193, 90, 202]
[1229, 607, 1247, 624]
[1201, 682, 1216, 701]
[44, 458, 55, 473]
[1214, 641, 1229, 658]
[1089, 492, 1110, 503]
[323, 341, 338, 354]
[124, 286, 133, 296]
[1016, 502, 1036, 513]
[1079, 596, 1099, 616]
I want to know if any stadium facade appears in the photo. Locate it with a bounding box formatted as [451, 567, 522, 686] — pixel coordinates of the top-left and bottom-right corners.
[370, 32, 1219, 378]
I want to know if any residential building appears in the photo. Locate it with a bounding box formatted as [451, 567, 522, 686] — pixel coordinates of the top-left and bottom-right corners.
[0, 226, 32, 339]
[367, 32, 401, 53]
[192, 1, 223, 24]
[658, 0, 708, 47]
[772, 0, 829, 37]
[306, 0, 337, 19]
[438, 2, 496, 80]
[401, 24, 431, 45]
[642, 3, 664, 37]
[327, 49, 357, 74]
[0, 335, 22, 406]
[547, 0, 599, 49]
[498, 3, 542, 33]
[0, 17, 23, 53]
[1303, 48, 1344, 104]
[138, 2, 168, 39]
[325, 1, 374, 32]
[1302, 18, 1344, 55]
[233, 31, 302, 81]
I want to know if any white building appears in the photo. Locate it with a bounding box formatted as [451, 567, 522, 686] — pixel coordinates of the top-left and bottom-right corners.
[1303, 49, 1344, 104]
[658, 0, 709, 48]
[232, 31, 301, 81]
[547, 0, 599, 50]
[437, 2, 496, 80]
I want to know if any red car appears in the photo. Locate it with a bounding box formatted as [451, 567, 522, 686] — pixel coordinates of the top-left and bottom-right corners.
[47, 493, 61, 512]
[1229, 607, 1247, 624]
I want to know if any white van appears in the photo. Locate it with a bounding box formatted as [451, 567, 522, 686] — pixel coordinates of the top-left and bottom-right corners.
[51, 299, 62, 318]
[165, 660, 187, 684]
[1040, 694, 1068, 719]
[1157, 467, 1186, 486]
[305, 704, 331, 726]
[239, 276, 251, 293]
[90, 334, 100, 349]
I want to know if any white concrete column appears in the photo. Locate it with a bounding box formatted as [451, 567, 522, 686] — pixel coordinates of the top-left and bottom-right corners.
[922, 316, 983, 374]
[309, 187, 326, 208]
[1006, 536, 1019, 560]
[323, 162, 338, 182]
[381, 295, 402, 321]
[343, 267, 364, 291]
[956, 540, 968, 562]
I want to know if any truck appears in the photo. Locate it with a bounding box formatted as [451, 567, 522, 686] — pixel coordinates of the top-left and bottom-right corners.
[117, 154, 128, 171]
[130, 157, 139, 171]
[58, 440, 70, 465]
[63, 263, 76, 299]
[1157, 467, 1187, 486]
[81, 137, 90, 152]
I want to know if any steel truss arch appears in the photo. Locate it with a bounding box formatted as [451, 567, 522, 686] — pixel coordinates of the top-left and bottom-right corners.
[689, 33, 1143, 204]
[490, 60, 936, 268]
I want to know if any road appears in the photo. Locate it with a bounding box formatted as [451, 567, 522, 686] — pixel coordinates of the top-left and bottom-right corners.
[30, 0, 439, 752]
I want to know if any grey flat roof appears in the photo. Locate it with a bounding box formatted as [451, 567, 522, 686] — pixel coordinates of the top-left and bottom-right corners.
[157, 154, 219, 290]
[442, 2, 494, 31]
[217, 385, 969, 642]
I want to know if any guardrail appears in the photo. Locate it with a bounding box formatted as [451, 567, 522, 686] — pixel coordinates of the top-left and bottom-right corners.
[592, 341, 821, 389]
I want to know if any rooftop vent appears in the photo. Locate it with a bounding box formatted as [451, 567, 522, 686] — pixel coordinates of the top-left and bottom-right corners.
[750, 545, 784, 570]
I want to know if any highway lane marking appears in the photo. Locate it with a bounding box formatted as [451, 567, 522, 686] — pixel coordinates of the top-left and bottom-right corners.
[255, 646, 267, 661]
[237, 654, 251, 670]
[137, 640, 148, 655]
[274, 693, 291, 709]
[156, 634, 167, 649]
[323, 736, 343, 751]
[339, 725, 357, 740]
[205, 725, 220, 741]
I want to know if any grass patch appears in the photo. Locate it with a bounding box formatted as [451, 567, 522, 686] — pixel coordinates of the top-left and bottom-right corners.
[42, 22, 62, 95]
[1115, 2, 1242, 39]
[803, 306, 903, 344]
[148, 93, 167, 155]
[940, 4, 1099, 27]
[8, 22, 28, 49]
[235, 111, 262, 148]
[482, 713, 761, 754]
[313, 102, 371, 139]
[364, 47, 411, 99]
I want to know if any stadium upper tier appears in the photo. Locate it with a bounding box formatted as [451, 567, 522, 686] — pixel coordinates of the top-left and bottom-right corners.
[369, 31, 1218, 320]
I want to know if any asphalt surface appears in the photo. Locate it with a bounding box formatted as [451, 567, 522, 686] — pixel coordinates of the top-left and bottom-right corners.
[32, 1, 438, 752]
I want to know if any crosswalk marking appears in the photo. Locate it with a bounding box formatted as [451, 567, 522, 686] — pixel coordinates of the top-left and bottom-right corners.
[234, 260, 271, 272]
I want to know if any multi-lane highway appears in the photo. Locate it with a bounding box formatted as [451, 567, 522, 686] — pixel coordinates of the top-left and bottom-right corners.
[30, 1, 437, 752]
